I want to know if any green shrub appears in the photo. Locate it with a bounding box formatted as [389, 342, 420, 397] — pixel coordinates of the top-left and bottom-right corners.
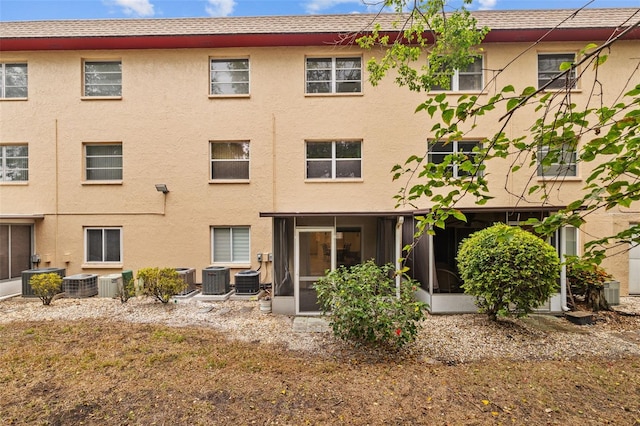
[315, 260, 428, 350]
[117, 275, 136, 303]
[566, 256, 612, 311]
[30, 273, 63, 305]
[457, 223, 560, 320]
[137, 267, 187, 304]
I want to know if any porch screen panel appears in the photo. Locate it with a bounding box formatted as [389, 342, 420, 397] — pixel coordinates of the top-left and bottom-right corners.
[0, 226, 9, 280]
[10, 225, 30, 278]
[274, 218, 293, 296]
[376, 218, 395, 266]
[403, 217, 430, 291]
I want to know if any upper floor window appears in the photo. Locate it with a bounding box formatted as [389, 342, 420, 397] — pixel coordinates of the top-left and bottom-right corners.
[428, 140, 482, 178]
[210, 141, 250, 180]
[212, 226, 250, 263]
[306, 140, 362, 179]
[538, 53, 577, 89]
[210, 58, 249, 95]
[85, 143, 123, 181]
[306, 57, 362, 94]
[85, 227, 122, 263]
[537, 144, 577, 178]
[84, 60, 122, 97]
[0, 144, 28, 182]
[1, 63, 28, 98]
[430, 57, 483, 91]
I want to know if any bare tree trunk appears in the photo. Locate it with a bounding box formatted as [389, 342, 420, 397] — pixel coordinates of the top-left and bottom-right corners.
[585, 287, 611, 312]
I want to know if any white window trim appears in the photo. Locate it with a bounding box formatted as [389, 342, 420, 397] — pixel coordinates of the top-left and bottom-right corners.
[209, 57, 251, 97]
[0, 144, 29, 183]
[211, 226, 251, 265]
[536, 144, 578, 179]
[84, 227, 123, 264]
[430, 56, 484, 92]
[537, 52, 578, 91]
[427, 140, 482, 178]
[305, 140, 363, 181]
[0, 62, 28, 100]
[209, 141, 250, 182]
[83, 142, 123, 183]
[82, 59, 123, 99]
[305, 56, 363, 95]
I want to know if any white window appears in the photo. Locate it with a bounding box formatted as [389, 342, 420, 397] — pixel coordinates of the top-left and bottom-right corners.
[212, 227, 250, 263]
[306, 57, 362, 94]
[431, 57, 483, 91]
[84, 60, 122, 97]
[1, 63, 28, 98]
[306, 140, 362, 179]
[538, 53, 576, 89]
[0, 144, 28, 182]
[537, 144, 577, 177]
[428, 140, 482, 178]
[85, 144, 123, 181]
[210, 141, 249, 180]
[210, 58, 249, 95]
[85, 227, 122, 263]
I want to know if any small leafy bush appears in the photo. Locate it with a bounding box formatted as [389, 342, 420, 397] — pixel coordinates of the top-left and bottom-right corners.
[457, 223, 560, 320]
[566, 256, 612, 311]
[117, 275, 136, 303]
[137, 267, 187, 304]
[30, 273, 63, 305]
[315, 260, 428, 350]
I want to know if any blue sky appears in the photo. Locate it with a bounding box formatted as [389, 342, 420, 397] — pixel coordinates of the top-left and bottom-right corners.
[0, 0, 638, 21]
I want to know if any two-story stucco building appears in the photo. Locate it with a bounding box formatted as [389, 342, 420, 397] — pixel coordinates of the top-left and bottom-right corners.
[1, 8, 638, 314]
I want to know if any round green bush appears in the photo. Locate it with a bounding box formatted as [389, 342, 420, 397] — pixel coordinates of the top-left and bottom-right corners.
[456, 223, 560, 320]
[315, 260, 428, 350]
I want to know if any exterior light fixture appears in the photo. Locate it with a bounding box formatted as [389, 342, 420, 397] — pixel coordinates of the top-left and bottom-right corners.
[155, 183, 169, 194]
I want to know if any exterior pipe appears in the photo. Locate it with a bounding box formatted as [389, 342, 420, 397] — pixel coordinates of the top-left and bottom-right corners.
[560, 226, 570, 312]
[395, 216, 404, 299]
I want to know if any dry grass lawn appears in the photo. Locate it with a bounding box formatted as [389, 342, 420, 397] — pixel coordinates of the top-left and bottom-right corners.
[1, 319, 639, 425]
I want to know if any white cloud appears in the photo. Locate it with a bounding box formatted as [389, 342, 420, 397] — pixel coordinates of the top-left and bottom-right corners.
[205, 0, 236, 17]
[107, 0, 155, 17]
[304, 0, 364, 14]
[477, 0, 497, 10]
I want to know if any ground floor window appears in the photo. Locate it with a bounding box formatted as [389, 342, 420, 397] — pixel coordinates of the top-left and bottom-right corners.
[211, 226, 250, 263]
[85, 227, 122, 263]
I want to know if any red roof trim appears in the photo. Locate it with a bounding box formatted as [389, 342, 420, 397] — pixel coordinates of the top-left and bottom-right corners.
[1, 27, 637, 51]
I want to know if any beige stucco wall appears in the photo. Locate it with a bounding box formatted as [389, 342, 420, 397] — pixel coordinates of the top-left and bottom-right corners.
[1, 39, 638, 291]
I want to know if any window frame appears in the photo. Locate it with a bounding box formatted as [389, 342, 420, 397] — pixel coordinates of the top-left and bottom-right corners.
[305, 140, 363, 180]
[537, 52, 577, 90]
[84, 227, 122, 264]
[211, 226, 251, 264]
[83, 59, 122, 98]
[305, 56, 362, 95]
[430, 56, 484, 92]
[427, 139, 483, 178]
[537, 143, 578, 178]
[0, 62, 28, 99]
[84, 143, 123, 183]
[209, 140, 250, 182]
[209, 57, 250, 97]
[0, 144, 29, 182]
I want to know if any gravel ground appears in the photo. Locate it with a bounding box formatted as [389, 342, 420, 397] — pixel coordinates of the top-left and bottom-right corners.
[1, 295, 639, 364]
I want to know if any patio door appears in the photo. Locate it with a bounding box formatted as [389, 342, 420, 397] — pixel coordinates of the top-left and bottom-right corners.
[295, 227, 333, 314]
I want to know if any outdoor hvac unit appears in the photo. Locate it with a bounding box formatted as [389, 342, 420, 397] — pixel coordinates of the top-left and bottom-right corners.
[234, 270, 260, 295]
[21, 267, 66, 298]
[98, 274, 123, 298]
[202, 266, 230, 295]
[175, 267, 196, 295]
[63, 273, 98, 298]
[604, 280, 620, 306]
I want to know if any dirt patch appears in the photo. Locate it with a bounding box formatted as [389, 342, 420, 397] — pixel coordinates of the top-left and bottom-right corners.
[1, 319, 639, 425]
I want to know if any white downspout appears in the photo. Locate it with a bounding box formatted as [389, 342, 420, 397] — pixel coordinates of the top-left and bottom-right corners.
[395, 216, 404, 299]
[560, 226, 570, 312]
